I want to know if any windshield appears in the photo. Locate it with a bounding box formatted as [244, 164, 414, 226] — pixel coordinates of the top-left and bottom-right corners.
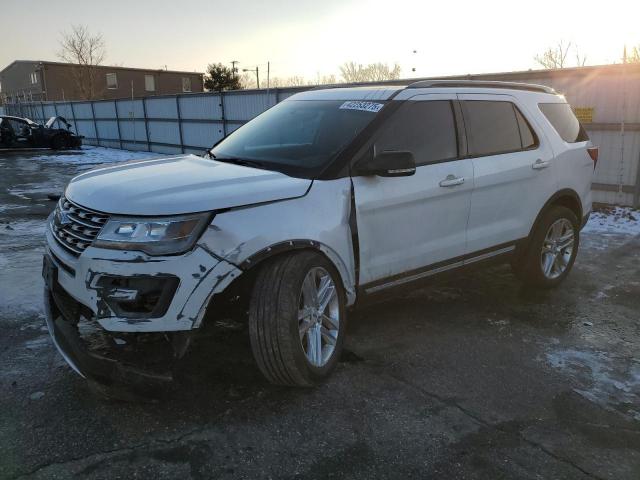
[211, 99, 384, 178]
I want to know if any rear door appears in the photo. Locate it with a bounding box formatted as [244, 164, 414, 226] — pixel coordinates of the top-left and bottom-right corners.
[353, 94, 473, 289]
[458, 94, 557, 256]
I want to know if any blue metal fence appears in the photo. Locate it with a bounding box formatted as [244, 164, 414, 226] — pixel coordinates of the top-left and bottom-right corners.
[4, 87, 308, 155]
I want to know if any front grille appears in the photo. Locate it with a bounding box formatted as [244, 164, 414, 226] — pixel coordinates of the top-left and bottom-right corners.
[50, 196, 110, 256]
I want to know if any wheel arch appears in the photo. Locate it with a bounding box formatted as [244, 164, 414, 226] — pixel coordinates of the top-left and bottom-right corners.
[531, 189, 582, 233]
[520, 189, 583, 255]
[237, 239, 356, 305]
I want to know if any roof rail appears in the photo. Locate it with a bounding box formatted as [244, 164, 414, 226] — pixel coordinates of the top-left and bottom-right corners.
[406, 80, 556, 94]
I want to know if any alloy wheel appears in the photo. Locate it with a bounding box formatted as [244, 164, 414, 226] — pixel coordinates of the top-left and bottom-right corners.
[298, 267, 340, 367]
[540, 218, 575, 279]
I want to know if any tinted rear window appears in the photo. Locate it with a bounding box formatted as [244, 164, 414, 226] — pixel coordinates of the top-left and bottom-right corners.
[462, 101, 531, 156]
[539, 103, 589, 143]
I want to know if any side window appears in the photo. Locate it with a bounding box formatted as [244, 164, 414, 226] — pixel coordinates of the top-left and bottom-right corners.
[462, 100, 523, 156]
[375, 100, 458, 165]
[539, 103, 589, 143]
[515, 108, 537, 149]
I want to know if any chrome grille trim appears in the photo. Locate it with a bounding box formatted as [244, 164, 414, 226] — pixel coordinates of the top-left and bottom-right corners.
[50, 197, 110, 256]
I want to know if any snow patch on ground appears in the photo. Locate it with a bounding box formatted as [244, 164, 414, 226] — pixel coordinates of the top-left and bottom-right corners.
[583, 207, 640, 235]
[29, 146, 161, 167]
[546, 347, 640, 420]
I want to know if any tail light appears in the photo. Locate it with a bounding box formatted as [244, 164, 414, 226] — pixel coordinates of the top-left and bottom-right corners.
[587, 147, 598, 169]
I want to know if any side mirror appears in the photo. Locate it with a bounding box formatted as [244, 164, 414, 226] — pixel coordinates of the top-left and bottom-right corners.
[355, 151, 416, 177]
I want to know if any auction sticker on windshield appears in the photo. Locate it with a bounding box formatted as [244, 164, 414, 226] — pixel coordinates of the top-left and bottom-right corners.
[339, 101, 384, 113]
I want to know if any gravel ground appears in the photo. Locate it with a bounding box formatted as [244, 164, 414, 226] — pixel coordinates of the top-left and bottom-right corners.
[1, 147, 639, 479]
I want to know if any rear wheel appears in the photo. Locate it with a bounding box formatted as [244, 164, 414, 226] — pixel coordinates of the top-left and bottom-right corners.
[513, 206, 579, 288]
[51, 135, 67, 150]
[248, 251, 346, 386]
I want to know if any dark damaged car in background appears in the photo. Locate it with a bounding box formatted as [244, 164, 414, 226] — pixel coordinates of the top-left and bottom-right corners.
[0, 115, 83, 149]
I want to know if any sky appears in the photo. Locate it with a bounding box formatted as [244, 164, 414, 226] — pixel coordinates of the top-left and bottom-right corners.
[1, 0, 639, 81]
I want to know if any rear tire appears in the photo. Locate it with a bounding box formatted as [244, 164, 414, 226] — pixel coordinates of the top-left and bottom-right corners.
[248, 251, 347, 387]
[51, 135, 67, 150]
[513, 206, 579, 289]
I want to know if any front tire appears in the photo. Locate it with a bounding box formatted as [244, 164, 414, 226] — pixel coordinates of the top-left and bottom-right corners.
[513, 206, 579, 288]
[249, 251, 347, 387]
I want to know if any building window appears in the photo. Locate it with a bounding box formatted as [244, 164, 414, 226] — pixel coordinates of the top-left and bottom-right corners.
[145, 74, 156, 92]
[182, 77, 192, 92]
[30, 72, 38, 84]
[106, 73, 118, 89]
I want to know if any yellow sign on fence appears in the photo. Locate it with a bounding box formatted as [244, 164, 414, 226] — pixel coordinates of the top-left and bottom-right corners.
[573, 107, 594, 124]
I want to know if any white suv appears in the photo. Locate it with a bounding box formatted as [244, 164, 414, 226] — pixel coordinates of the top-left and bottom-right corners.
[43, 81, 596, 388]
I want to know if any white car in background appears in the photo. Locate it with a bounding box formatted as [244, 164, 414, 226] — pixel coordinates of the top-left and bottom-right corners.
[43, 80, 596, 389]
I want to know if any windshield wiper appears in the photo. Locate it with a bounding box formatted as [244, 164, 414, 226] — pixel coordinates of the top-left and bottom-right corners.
[211, 155, 266, 170]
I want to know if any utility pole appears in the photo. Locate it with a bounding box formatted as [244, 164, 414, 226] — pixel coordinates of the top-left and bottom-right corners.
[231, 60, 239, 78]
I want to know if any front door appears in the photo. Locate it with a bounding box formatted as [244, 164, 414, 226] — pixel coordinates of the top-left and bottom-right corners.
[352, 94, 473, 290]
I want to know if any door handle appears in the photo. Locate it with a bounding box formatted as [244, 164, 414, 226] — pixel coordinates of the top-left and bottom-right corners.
[439, 175, 465, 187]
[532, 159, 550, 170]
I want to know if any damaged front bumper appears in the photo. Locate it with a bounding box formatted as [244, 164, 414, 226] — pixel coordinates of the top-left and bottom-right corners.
[44, 285, 183, 386]
[43, 226, 242, 385]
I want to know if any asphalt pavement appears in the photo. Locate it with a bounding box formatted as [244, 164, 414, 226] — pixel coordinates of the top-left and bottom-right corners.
[1, 148, 639, 479]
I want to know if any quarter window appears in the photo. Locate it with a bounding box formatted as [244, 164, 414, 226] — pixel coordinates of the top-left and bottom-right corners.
[539, 103, 589, 143]
[375, 100, 458, 165]
[106, 73, 118, 89]
[145, 74, 156, 92]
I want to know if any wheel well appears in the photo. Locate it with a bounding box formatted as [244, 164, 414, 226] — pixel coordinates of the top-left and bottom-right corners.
[549, 194, 582, 222]
[519, 190, 583, 257]
[202, 247, 347, 325]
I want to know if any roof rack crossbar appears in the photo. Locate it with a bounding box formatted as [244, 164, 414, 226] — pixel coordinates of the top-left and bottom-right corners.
[406, 80, 556, 94]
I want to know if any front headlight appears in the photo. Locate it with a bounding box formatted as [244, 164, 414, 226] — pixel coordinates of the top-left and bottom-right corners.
[94, 212, 212, 256]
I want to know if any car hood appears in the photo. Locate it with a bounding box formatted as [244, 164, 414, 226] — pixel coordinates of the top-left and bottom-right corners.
[65, 155, 312, 215]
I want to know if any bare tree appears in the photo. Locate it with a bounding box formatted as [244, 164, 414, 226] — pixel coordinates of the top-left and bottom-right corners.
[365, 63, 402, 81]
[264, 75, 317, 88]
[534, 41, 588, 69]
[317, 74, 337, 85]
[283, 75, 308, 87]
[339, 62, 401, 82]
[239, 72, 257, 89]
[58, 25, 106, 100]
[575, 47, 587, 67]
[624, 45, 640, 63]
[534, 41, 572, 69]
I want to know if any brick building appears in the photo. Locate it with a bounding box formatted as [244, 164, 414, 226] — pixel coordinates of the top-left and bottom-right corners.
[0, 60, 204, 103]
